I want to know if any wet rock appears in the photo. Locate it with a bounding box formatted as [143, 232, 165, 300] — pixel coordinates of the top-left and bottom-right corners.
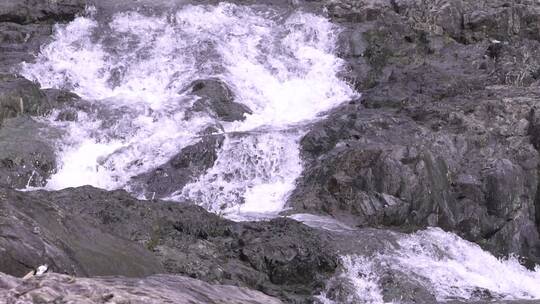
[0, 74, 47, 125]
[289, 86, 540, 265]
[379, 271, 438, 303]
[0, 186, 163, 278]
[129, 133, 225, 199]
[0, 74, 78, 125]
[0, 186, 339, 303]
[287, 0, 540, 265]
[0, 117, 57, 189]
[0, 0, 86, 25]
[0, 272, 283, 304]
[185, 78, 252, 122]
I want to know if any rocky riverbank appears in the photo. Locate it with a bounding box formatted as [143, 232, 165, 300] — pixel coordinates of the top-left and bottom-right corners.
[288, 0, 540, 267]
[2, 0, 540, 303]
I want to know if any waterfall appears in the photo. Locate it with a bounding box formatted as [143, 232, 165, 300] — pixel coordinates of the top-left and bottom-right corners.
[21, 3, 356, 219]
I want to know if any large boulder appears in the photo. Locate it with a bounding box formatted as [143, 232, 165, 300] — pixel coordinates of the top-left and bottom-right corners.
[0, 74, 47, 125]
[0, 272, 283, 304]
[0, 74, 78, 125]
[0, 186, 339, 303]
[129, 133, 225, 199]
[0, 117, 58, 189]
[0, 186, 163, 278]
[0, 0, 86, 25]
[184, 79, 252, 122]
[286, 0, 540, 266]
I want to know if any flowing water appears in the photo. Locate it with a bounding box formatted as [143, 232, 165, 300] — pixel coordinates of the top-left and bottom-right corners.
[19, 2, 540, 303]
[311, 227, 540, 304]
[21, 3, 355, 218]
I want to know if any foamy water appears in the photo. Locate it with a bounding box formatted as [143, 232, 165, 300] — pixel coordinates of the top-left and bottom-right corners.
[317, 228, 540, 304]
[20, 3, 356, 218]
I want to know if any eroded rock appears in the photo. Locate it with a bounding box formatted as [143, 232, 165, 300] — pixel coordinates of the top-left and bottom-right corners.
[184, 79, 252, 122]
[0, 272, 283, 304]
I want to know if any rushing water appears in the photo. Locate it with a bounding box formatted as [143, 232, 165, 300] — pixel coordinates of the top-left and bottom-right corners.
[21, 3, 356, 218]
[19, 3, 540, 303]
[311, 227, 540, 304]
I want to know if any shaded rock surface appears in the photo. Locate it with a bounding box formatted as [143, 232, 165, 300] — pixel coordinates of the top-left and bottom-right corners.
[0, 272, 283, 304]
[184, 79, 253, 122]
[0, 0, 86, 25]
[129, 133, 225, 199]
[0, 74, 79, 126]
[0, 117, 59, 189]
[286, 0, 540, 266]
[0, 186, 338, 303]
[0, 1, 85, 73]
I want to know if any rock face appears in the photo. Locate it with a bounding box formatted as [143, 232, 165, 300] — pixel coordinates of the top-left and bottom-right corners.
[0, 273, 283, 304]
[287, 0, 540, 266]
[129, 134, 225, 199]
[0, 0, 82, 189]
[0, 0, 85, 73]
[185, 79, 252, 122]
[0, 74, 78, 125]
[0, 74, 78, 189]
[0, 117, 58, 189]
[0, 186, 338, 303]
[0, 0, 86, 25]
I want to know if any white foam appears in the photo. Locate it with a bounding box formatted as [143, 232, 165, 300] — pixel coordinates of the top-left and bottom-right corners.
[20, 3, 356, 217]
[318, 228, 540, 303]
[174, 131, 303, 219]
[317, 255, 385, 304]
[391, 228, 540, 301]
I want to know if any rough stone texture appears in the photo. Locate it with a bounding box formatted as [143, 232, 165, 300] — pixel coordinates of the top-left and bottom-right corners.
[0, 0, 86, 25]
[129, 133, 225, 199]
[0, 75, 78, 123]
[0, 273, 283, 304]
[0, 74, 46, 126]
[0, 117, 58, 189]
[0, 187, 164, 278]
[0, 186, 338, 304]
[0, 0, 85, 74]
[185, 79, 253, 122]
[286, 0, 540, 266]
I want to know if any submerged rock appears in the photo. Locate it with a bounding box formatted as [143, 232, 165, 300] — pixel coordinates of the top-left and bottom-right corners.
[184, 79, 252, 122]
[0, 272, 283, 304]
[129, 133, 225, 199]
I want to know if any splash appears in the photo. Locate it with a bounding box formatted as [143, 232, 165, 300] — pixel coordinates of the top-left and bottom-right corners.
[20, 3, 356, 218]
[317, 228, 540, 303]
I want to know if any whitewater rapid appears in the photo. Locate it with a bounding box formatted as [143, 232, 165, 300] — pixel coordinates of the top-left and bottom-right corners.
[315, 227, 540, 304]
[21, 3, 356, 218]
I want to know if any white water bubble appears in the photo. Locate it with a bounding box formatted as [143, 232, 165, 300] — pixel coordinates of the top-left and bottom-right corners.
[20, 3, 356, 218]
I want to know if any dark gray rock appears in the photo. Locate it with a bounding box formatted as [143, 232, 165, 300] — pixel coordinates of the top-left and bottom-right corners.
[0, 272, 283, 304]
[0, 186, 339, 304]
[0, 0, 86, 25]
[0, 117, 57, 189]
[129, 133, 225, 199]
[285, 0, 540, 266]
[185, 79, 252, 122]
[0, 74, 46, 126]
[0, 74, 79, 125]
[0, 187, 163, 278]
